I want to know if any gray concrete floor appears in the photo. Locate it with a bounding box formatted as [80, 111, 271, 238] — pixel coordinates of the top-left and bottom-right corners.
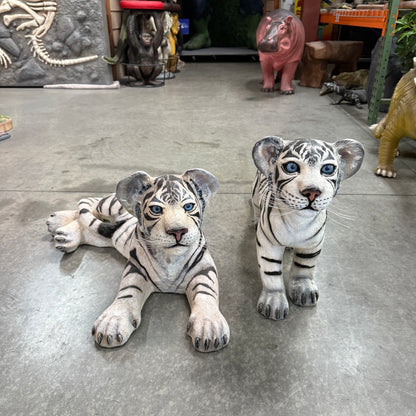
[1, 62, 415, 416]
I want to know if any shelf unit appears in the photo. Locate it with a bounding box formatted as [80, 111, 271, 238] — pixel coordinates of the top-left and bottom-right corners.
[319, 0, 400, 124]
[320, 7, 390, 35]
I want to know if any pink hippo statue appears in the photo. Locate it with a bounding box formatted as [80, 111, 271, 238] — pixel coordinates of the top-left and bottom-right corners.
[256, 9, 305, 94]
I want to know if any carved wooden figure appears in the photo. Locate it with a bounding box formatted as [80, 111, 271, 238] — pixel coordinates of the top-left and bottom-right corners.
[158, 11, 172, 63]
[126, 11, 164, 84]
[167, 12, 180, 72]
[47, 170, 230, 352]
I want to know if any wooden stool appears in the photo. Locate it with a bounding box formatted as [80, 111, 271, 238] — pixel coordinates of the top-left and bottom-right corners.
[299, 41, 364, 88]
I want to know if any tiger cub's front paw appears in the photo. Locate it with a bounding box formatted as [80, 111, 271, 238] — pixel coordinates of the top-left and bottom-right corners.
[92, 301, 141, 348]
[288, 277, 319, 306]
[257, 289, 289, 320]
[187, 310, 230, 353]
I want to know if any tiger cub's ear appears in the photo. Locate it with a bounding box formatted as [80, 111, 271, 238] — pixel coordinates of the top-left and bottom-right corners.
[252, 136, 285, 177]
[183, 168, 219, 200]
[116, 171, 153, 214]
[334, 139, 365, 180]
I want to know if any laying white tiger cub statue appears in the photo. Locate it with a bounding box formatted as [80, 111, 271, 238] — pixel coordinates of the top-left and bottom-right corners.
[47, 169, 230, 352]
[252, 137, 364, 319]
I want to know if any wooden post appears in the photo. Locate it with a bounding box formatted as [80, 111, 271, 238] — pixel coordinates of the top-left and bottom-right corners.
[300, 0, 322, 42]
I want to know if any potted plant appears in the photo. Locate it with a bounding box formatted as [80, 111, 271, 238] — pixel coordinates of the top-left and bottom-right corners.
[395, 11, 416, 71]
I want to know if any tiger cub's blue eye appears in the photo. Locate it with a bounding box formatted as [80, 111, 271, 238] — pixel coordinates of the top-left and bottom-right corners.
[321, 164, 336, 175]
[283, 162, 300, 174]
[150, 205, 163, 214]
[184, 203, 195, 212]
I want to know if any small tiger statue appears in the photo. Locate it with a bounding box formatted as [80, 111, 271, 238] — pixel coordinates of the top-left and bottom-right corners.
[252, 137, 364, 319]
[47, 169, 230, 352]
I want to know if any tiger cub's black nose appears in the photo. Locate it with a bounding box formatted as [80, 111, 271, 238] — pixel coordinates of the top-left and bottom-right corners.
[301, 188, 321, 202]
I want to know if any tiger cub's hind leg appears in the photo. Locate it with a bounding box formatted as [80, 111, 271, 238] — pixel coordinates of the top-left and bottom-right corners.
[47, 210, 82, 253]
[46, 195, 123, 253]
[47, 210, 78, 235]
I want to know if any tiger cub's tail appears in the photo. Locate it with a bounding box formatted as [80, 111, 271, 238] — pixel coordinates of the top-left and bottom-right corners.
[369, 114, 388, 139]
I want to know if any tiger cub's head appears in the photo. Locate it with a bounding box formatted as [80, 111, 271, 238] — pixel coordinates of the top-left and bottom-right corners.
[253, 137, 364, 212]
[116, 169, 218, 251]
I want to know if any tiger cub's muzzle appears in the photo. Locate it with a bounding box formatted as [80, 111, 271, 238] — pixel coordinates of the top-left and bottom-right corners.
[166, 227, 189, 243]
[301, 187, 322, 203]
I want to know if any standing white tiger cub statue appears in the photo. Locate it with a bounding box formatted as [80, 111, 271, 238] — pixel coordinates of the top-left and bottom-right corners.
[252, 137, 364, 319]
[47, 169, 230, 352]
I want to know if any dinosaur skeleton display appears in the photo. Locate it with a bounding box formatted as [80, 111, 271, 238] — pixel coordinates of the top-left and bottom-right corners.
[0, 0, 98, 68]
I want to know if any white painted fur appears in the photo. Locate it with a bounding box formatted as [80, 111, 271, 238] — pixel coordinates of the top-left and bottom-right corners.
[252, 137, 364, 319]
[47, 169, 230, 352]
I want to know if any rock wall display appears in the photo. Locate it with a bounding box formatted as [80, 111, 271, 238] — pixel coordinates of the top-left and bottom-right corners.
[0, 0, 113, 86]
